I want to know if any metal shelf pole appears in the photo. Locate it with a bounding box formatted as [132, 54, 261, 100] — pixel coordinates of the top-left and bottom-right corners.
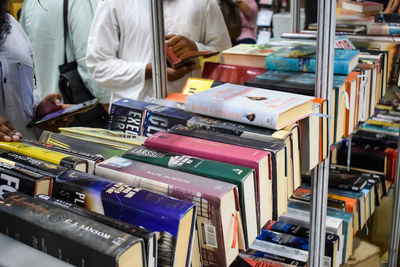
[389, 129, 400, 266]
[150, 0, 168, 98]
[290, 0, 300, 33]
[309, 0, 336, 266]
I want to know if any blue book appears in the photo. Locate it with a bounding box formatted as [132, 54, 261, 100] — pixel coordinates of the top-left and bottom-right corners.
[257, 229, 309, 250]
[108, 98, 193, 137]
[52, 169, 197, 267]
[266, 48, 359, 75]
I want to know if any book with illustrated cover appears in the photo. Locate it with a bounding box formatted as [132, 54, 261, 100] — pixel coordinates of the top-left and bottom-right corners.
[0, 141, 87, 172]
[37, 194, 157, 267]
[39, 131, 125, 160]
[21, 138, 103, 175]
[165, 45, 219, 69]
[108, 98, 193, 137]
[95, 156, 240, 267]
[0, 192, 146, 267]
[122, 145, 258, 249]
[144, 131, 272, 229]
[222, 43, 280, 68]
[52, 169, 196, 267]
[184, 83, 314, 130]
[0, 162, 52, 198]
[291, 187, 346, 211]
[266, 48, 359, 75]
[167, 125, 287, 220]
[59, 127, 146, 150]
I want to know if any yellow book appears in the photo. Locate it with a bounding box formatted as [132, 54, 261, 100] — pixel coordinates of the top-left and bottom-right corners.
[181, 77, 214, 96]
[0, 141, 87, 172]
[366, 118, 400, 127]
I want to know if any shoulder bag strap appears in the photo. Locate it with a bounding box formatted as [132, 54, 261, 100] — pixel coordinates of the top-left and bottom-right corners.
[63, 0, 69, 64]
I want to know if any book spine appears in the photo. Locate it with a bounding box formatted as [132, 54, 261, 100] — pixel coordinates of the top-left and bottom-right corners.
[0, 164, 52, 198]
[241, 250, 306, 266]
[257, 229, 309, 251]
[108, 105, 145, 136]
[0, 192, 143, 267]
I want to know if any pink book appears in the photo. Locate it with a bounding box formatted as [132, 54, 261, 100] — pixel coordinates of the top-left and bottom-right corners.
[145, 131, 272, 226]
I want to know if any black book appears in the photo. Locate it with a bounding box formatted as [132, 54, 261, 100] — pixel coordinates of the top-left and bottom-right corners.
[36, 194, 157, 267]
[302, 172, 368, 192]
[0, 162, 52, 198]
[336, 146, 387, 174]
[168, 124, 287, 220]
[0, 192, 146, 267]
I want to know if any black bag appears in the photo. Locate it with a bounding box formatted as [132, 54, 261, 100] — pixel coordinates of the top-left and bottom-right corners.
[220, 0, 242, 40]
[58, 0, 109, 128]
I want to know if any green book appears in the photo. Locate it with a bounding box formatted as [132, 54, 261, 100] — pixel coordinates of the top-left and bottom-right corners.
[123, 145, 259, 248]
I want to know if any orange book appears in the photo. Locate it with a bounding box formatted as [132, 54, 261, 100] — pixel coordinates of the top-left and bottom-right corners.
[344, 72, 359, 137]
[165, 46, 219, 69]
[312, 98, 328, 162]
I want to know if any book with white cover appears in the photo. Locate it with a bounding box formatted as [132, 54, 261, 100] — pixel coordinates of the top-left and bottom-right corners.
[184, 83, 314, 130]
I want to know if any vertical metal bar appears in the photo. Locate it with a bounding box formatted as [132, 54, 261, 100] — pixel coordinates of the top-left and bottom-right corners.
[309, 0, 336, 266]
[389, 128, 400, 267]
[150, 0, 168, 98]
[290, 0, 300, 33]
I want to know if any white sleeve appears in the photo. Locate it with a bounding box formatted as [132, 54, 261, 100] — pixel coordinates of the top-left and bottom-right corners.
[194, 0, 232, 52]
[86, 1, 146, 91]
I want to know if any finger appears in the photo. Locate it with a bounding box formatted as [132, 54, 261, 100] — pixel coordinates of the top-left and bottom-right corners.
[166, 35, 182, 47]
[46, 93, 63, 106]
[165, 34, 176, 40]
[0, 124, 15, 137]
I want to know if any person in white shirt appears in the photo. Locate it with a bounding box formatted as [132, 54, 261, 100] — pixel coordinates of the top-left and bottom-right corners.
[86, 0, 232, 104]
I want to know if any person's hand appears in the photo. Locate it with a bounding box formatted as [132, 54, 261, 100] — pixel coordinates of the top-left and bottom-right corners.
[165, 34, 198, 58]
[0, 116, 21, 142]
[167, 63, 196, 82]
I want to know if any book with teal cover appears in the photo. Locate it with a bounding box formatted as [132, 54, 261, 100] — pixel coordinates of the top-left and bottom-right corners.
[122, 145, 258, 248]
[52, 169, 196, 267]
[266, 48, 359, 75]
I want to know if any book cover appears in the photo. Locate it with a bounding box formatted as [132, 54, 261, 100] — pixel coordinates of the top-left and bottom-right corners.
[342, 1, 383, 13]
[122, 145, 258, 248]
[239, 252, 305, 266]
[144, 131, 272, 228]
[52, 169, 196, 267]
[108, 98, 193, 136]
[0, 192, 146, 267]
[184, 83, 314, 130]
[222, 43, 280, 68]
[59, 127, 146, 150]
[0, 141, 88, 172]
[0, 162, 52, 198]
[336, 146, 387, 174]
[202, 62, 266, 85]
[291, 188, 347, 211]
[302, 172, 368, 192]
[167, 125, 287, 220]
[39, 131, 125, 160]
[165, 45, 219, 69]
[37, 194, 157, 267]
[95, 156, 240, 267]
[266, 48, 359, 75]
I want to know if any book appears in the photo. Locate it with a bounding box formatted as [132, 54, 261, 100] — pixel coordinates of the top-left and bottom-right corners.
[0, 162, 52, 198]
[202, 62, 266, 85]
[336, 146, 388, 174]
[167, 125, 288, 220]
[308, 23, 367, 34]
[108, 98, 193, 136]
[302, 172, 368, 192]
[51, 169, 196, 267]
[184, 83, 314, 130]
[291, 187, 347, 211]
[0, 141, 88, 172]
[0, 232, 73, 267]
[95, 156, 239, 266]
[266, 48, 359, 75]
[21, 138, 103, 175]
[39, 131, 125, 160]
[0, 192, 146, 267]
[59, 127, 146, 150]
[165, 45, 219, 69]
[221, 43, 280, 68]
[37, 194, 157, 267]
[342, 1, 383, 13]
[144, 131, 272, 228]
[239, 252, 303, 266]
[122, 145, 258, 248]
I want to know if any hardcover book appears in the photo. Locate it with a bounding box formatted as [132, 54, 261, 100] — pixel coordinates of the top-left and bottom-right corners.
[202, 62, 266, 85]
[184, 83, 314, 130]
[222, 43, 280, 68]
[52, 169, 196, 267]
[167, 125, 287, 220]
[302, 172, 368, 192]
[165, 45, 219, 69]
[95, 156, 240, 267]
[39, 131, 125, 160]
[266, 48, 359, 75]
[122, 145, 258, 248]
[37, 194, 157, 267]
[0, 141, 88, 172]
[108, 98, 193, 136]
[144, 131, 272, 228]
[0, 192, 146, 267]
[291, 188, 347, 211]
[0, 162, 52, 198]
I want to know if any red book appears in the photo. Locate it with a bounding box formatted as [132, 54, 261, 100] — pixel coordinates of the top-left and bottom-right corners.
[145, 131, 272, 227]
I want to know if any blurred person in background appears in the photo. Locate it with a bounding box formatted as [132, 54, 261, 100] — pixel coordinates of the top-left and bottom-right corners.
[233, 0, 259, 45]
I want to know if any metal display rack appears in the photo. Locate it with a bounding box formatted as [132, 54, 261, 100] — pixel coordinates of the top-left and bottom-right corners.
[150, 0, 400, 266]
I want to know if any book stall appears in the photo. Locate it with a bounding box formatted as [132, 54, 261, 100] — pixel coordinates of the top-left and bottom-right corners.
[1, 0, 400, 267]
